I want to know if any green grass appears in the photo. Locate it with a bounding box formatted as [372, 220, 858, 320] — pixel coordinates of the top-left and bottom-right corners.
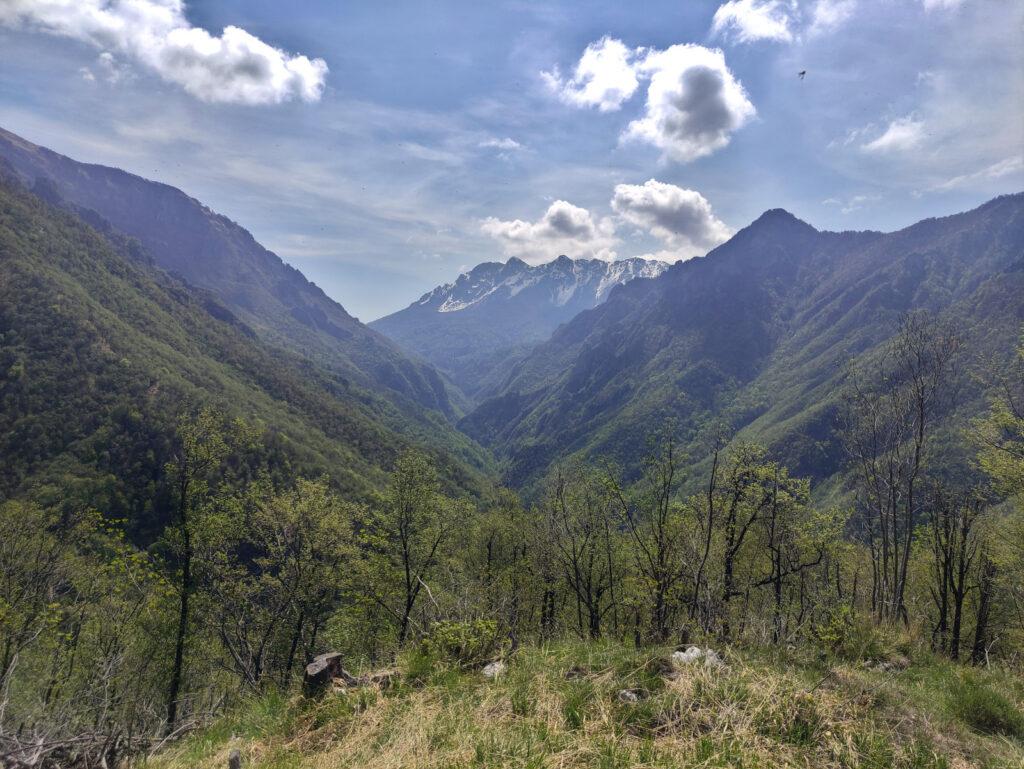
[140, 640, 1024, 769]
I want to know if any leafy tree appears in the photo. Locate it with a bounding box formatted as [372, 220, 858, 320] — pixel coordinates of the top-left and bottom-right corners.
[357, 450, 466, 646]
[604, 435, 686, 642]
[842, 312, 961, 624]
[163, 408, 253, 733]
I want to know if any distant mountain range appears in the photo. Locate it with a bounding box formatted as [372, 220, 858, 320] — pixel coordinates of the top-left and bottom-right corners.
[1, 125, 1020, 512]
[459, 198, 1024, 491]
[372, 255, 669, 397]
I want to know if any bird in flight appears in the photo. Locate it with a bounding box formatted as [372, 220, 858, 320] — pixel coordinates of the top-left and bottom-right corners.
[798, 70, 807, 80]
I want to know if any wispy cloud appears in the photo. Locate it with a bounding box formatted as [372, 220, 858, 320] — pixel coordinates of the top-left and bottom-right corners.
[861, 116, 925, 153]
[711, 0, 797, 44]
[930, 156, 1023, 192]
[479, 137, 524, 151]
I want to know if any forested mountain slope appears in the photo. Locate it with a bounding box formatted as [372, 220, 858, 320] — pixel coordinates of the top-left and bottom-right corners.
[0, 126, 461, 417]
[0, 170, 491, 540]
[372, 256, 668, 398]
[462, 196, 1024, 489]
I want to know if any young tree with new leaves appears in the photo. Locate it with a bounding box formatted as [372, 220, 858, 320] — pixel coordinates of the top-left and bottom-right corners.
[358, 450, 468, 646]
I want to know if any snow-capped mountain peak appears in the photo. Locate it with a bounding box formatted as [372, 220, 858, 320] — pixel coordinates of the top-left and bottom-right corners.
[413, 256, 670, 315]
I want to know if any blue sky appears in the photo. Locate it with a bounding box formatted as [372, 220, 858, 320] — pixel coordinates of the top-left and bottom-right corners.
[0, 0, 1020, 320]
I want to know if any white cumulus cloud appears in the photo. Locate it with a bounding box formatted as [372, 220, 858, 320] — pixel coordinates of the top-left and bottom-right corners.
[481, 200, 619, 264]
[626, 45, 756, 163]
[711, 0, 797, 43]
[0, 0, 328, 105]
[541, 36, 641, 112]
[545, 39, 754, 163]
[611, 179, 732, 257]
[861, 117, 926, 153]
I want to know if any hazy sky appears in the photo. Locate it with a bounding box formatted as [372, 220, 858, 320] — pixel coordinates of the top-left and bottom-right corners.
[0, 0, 1021, 320]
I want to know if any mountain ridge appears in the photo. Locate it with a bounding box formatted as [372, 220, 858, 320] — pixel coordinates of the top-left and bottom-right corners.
[372, 254, 670, 398]
[0, 126, 462, 419]
[460, 192, 1024, 491]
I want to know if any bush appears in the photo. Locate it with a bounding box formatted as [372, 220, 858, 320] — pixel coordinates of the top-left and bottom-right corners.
[813, 605, 903, 662]
[419, 620, 503, 668]
[947, 673, 1024, 737]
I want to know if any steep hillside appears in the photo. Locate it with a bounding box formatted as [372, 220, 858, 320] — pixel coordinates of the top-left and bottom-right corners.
[462, 197, 1024, 489]
[0, 171, 491, 540]
[372, 256, 668, 398]
[0, 126, 460, 417]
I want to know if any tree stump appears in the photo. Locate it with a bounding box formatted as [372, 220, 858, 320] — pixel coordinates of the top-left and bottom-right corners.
[302, 652, 359, 697]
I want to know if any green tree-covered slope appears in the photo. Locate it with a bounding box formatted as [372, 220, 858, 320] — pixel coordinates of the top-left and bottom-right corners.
[0, 171, 492, 539]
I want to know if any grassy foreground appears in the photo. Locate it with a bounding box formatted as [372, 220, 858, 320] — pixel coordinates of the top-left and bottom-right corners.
[142, 642, 1024, 769]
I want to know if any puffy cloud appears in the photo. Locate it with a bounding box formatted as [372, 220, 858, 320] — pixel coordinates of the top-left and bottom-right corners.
[0, 0, 328, 105]
[545, 39, 753, 163]
[611, 179, 731, 257]
[481, 200, 618, 264]
[541, 36, 640, 112]
[626, 45, 756, 163]
[711, 0, 797, 44]
[861, 117, 925, 153]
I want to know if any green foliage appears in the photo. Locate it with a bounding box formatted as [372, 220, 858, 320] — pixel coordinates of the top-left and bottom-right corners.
[419, 620, 503, 668]
[812, 605, 904, 663]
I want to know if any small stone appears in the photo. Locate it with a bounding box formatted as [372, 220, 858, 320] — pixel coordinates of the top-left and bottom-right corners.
[617, 689, 640, 703]
[228, 749, 241, 769]
[482, 660, 506, 679]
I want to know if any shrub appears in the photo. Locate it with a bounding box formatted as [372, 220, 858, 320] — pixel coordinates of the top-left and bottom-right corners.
[813, 605, 901, 662]
[419, 619, 503, 668]
[947, 673, 1024, 737]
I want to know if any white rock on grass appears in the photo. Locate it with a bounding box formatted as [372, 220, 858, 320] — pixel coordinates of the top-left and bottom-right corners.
[672, 646, 704, 665]
[482, 661, 506, 679]
[672, 646, 725, 669]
